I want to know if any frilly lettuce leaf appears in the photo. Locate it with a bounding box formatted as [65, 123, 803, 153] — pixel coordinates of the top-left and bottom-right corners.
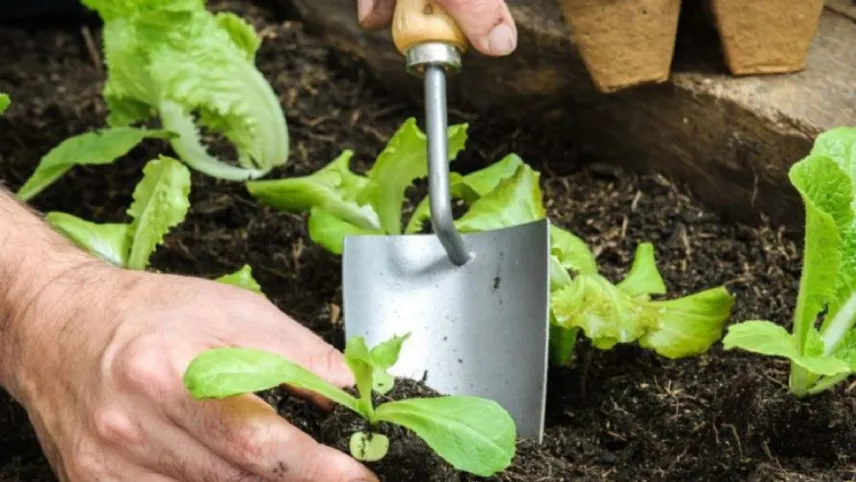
[215, 264, 263, 294]
[454, 164, 545, 232]
[43, 156, 191, 270]
[44, 213, 131, 267]
[357, 118, 468, 234]
[552, 271, 733, 358]
[246, 150, 382, 255]
[245, 118, 467, 253]
[550, 223, 597, 281]
[404, 153, 524, 234]
[81, 0, 288, 181]
[616, 242, 667, 297]
[125, 155, 192, 269]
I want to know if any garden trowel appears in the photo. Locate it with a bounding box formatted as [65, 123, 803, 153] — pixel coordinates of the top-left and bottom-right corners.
[342, 0, 551, 442]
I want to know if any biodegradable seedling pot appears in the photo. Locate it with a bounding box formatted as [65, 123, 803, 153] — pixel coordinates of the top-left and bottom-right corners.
[558, 0, 681, 93]
[707, 0, 824, 75]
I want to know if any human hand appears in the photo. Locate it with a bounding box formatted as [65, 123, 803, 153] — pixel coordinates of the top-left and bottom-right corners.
[7, 265, 377, 482]
[357, 0, 518, 56]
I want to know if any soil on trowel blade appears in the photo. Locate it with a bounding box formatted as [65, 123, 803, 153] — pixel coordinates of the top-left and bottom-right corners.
[0, 1, 854, 481]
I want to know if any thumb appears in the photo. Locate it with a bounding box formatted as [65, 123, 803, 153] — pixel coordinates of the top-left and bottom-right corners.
[434, 0, 517, 56]
[357, 0, 518, 56]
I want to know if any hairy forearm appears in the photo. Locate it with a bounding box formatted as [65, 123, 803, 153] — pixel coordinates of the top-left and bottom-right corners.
[0, 188, 101, 397]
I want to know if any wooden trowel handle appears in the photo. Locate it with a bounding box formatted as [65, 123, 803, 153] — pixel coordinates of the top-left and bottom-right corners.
[391, 0, 470, 55]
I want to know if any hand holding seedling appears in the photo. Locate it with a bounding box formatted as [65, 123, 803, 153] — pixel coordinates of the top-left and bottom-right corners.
[356, 0, 518, 56]
[0, 191, 378, 482]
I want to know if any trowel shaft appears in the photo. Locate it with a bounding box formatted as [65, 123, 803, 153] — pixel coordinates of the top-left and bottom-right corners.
[424, 64, 470, 265]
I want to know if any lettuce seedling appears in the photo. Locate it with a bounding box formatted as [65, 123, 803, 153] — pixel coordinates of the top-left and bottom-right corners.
[0, 93, 9, 114]
[428, 153, 734, 365]
[246, 117, 467, 253]
[44, 155, 261, 291]
[723, 127, 856, 397]
[182, 334, 517, 477]
[77, 0, 289, 181]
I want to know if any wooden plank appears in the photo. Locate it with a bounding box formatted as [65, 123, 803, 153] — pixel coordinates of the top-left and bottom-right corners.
[285, 0, 856, 230]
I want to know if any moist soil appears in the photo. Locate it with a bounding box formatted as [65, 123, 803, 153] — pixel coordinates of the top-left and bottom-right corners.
[0, 1, 854, 481]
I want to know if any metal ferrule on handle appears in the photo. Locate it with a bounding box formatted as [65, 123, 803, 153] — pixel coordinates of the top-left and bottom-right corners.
[406, 42, 471, 266]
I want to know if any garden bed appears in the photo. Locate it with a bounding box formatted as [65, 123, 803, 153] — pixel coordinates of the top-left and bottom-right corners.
[0, 1, 854, 481]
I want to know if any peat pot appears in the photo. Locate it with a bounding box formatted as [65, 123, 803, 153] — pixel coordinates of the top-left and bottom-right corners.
[557, 0, 681, 93]
[707, 0, 825, 75]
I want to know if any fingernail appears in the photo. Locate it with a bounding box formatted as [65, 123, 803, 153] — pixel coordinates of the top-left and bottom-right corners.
[485, 23, 517, 56]
[357, 0, 372, 23]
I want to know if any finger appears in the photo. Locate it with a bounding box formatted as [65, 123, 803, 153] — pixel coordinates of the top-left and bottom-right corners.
[174, 395, 379, 482]
[138, 475, 181, 482]
[358, 0, 395, 29]
[225, 300, 355, 389]
[91, 406, 266, 482]
[435, 0, 517, 56]
[145, 420, 269, 482]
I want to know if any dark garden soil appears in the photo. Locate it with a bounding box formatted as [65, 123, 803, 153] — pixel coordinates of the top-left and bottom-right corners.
[0, 1, 854, 481]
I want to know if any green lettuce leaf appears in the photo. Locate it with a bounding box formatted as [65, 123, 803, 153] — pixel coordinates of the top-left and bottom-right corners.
[246, 150, 380, 232]
[350, 432, 389, 462]
[215, 264, 263, 294]
[369, 333, 410, 394]
[804, 131, 856, 326]
[125, 156, 191, 270]
[374, 396, 515, 477]
[404, 153, 524, 234]
[358, 118, 468, 234]
[551, 274, 658, 350]
[17, 127, 174, 201]
[455, 164, 545, 232]
[306, 208, 378, 255]
[722, 321, 851, 376]
[81, 0, 288, 181]
[831, 328, 856, 370]
[344, 337, 376, 416]
[43, 156, 189, 270]
[0, 93, 9, 114]
[214, 12, 261, 61]
[44, 212, 131, 267]
[550, 223, 597, 279]
[552, 273, 733, 357]
[183, 346, 359, 413]
[790, 154, 852, 340]
[246, 120, 469, 253]
[639, 286, 733, 358]
[616, 243, 667, 297]
[549, 323, 578, 367]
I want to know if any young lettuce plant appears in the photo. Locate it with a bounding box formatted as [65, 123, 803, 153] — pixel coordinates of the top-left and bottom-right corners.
[17, 126, 175, 202]
[44, 155, 261, 291]
[245, 117, 467, 253]
[419, 152, 735, 365]
[72, 0, 288, 181]
[182, 334, 516, 477]
[722, 127, 856, 397]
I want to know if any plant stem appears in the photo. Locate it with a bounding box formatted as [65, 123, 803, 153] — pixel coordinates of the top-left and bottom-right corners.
[806, 372, 851, 395]
[821, 291, 856, 355]
[788, 242, 818, 397]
